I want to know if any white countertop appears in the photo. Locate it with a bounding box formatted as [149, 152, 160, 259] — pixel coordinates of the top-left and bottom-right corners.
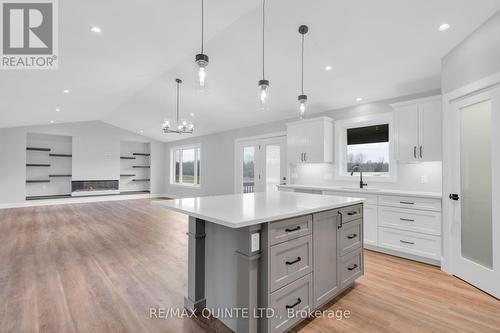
[154, 191, 364, 228]
[277, 184, 442, 199]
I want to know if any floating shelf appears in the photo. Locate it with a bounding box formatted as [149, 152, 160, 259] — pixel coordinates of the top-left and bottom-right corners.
[133, 153, 150, 156]
[26, 164, 50, 167]
[132, 179, 150, 182]
[49, 153, 72, 157]
[27, 147, 51, 152]
[26, 194, 72, 201]
[120, 156, 136, 160]
[49, 174, 72, 178]
[132, 166, 150, 168]
[26, 180, 50, 183]
[120, 174, 136, 177]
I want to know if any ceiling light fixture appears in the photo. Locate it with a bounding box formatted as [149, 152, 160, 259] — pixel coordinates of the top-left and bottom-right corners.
[90, 26, 102, 33]
[55, 108, 60, 112]
[438, 23, 450, 31]
[258, 0, 269, 111]
[162, 79, 194, 134]
[63, 89, 70, 94]
[140, 130, 143, 134]
[190, 113, 195, 117]
[50, 120, 54, 124]
[298, 25, 309, 119]
[195, 0, 209, 91]
[356, 97, 363, 102]
[325, 65, 332, 71]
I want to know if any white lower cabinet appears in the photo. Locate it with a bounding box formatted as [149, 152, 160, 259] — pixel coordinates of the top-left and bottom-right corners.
[362, 204, 378, 246]
[378, 227, 441, 261]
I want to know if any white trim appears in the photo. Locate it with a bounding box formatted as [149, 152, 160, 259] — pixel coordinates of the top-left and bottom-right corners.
[234, 131, 286, 144]
[441, 70, 500, 274]
[285, 116, 333, 127]
[170, 143, 202, 189]
[335, 112, 397, 182]
[390, 95, 441, 108]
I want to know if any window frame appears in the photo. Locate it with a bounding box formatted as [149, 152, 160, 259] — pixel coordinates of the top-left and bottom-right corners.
[335, 113, 397, 182]
[170, 143, 201, 188]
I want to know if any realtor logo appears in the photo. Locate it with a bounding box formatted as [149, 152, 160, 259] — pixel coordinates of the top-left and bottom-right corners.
[1, 0, 58, 69]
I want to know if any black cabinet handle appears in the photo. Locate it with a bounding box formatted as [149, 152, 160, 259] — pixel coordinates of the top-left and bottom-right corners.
[420, 146, 423, 158]
[285, 226, 301, 233]
[399, 218, 415, 222]
[347, 211, 358, 216]
[414, 146, 417, 158]
[347, 233, 357, 239]
[400, 201, 414, 205]
[337, 211, 343, 229]
[285, 257, 301, 265]
[347, 264, 358, 271]
[400, 240, 415, 245]
[285, 298, 302, 309]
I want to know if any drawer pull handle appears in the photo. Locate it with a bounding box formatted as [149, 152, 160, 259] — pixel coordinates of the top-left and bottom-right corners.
[285, 226, 301, 233]
[347, 233, 358, 239]
[400, 218, 415, 222]
[347, 264, 358, 271]
[285, 257, 301, 265]
[338, 211, 343, 229]
[347, 211, 358, 216]
[285, 298, 302, 309]
[400, 240, 415, 245]
[400, 201, 414, 205]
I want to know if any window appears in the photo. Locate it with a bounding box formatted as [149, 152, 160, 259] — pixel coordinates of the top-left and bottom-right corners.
[335, 113, 396, 181]
[171, 145, 201, 186]
[347, 124, 389, 173]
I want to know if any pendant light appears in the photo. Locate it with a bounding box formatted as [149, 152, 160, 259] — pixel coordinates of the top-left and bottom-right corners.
[258, 0, 269, 111]
[298, 25, 308, 119]
[162, 79, 194, 134]
[195, 0, 209, 91]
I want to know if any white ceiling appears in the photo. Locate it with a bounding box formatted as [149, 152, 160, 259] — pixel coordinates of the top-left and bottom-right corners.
[1, 0, 499, 142]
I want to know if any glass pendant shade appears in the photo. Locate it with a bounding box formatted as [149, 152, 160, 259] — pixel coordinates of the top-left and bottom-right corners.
[298, 94, 307, 119]
[195, 53, 208, 91]
[258, 79, 270, 111]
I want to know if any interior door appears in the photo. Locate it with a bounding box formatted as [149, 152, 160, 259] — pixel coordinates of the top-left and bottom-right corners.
[235, 136, 286, 193]
[448, 87, 500, 298]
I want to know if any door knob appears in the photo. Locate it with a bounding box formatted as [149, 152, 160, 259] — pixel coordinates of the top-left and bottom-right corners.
[449, 194, 460, 201]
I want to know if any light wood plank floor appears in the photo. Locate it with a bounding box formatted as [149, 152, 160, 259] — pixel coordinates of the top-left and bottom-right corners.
[0, 199, 499, 333]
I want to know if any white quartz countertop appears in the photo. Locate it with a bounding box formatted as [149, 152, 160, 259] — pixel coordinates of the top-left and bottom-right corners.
[277, 184, 442, 199]
[154, 191, 364, 228]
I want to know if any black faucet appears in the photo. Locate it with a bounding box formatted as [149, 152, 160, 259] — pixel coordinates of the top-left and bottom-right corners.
[350, 165, 367, 189]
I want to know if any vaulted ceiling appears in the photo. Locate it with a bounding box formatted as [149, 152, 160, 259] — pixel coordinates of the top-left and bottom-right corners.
[1, 0, 499, 141]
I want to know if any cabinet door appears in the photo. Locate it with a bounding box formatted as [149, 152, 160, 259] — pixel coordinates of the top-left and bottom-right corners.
[396, 104, 419, 161]
[418, 100, 442, 161]
[363, 204, 378, 246]
[286, 124, 305, 164]
[303, 120, 333, 163]
[313, 210, 339, 308]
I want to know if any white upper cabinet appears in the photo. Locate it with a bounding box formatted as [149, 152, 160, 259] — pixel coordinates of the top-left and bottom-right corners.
[286, 117, 334, 164]
[393, 96, 442, 162]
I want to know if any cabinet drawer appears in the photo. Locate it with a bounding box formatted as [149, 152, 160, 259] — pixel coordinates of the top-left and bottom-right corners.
[324, 191, 378, 205]
[340, 248, 363, 289]
[339, 219, 362, 256]
[378, 195, 441, 212]
[269, 215, 312, 246]
[339, 204, 363, 223]
[270, 274, 312, 333]
[378, 206, 441, 235]
[270, 235, 312, 292]
[378, 227, 441, 260]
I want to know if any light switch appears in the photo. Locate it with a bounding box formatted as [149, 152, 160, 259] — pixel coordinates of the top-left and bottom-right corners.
[251, 233, 260, 252]
[420, 175, 428, 184]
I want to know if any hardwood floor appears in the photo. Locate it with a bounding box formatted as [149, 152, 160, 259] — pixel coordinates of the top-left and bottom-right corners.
[0, 199, 499, 333]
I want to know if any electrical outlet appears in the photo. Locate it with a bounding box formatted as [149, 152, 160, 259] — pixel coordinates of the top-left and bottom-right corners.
[251, 233, 260, 252]
[420, 175, 428, 184]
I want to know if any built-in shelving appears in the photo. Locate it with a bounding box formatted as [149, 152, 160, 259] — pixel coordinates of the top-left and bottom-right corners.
[120, 141, 151, 194]
[49, 153, 72, 157]
[132, 179, 150, 182]
[132, 166, 150, 168]
[120, 156, 136, 160]
[26, 147, 51, 152]
[49, 174, 72, 178]
[26, 180, 50, 183]
[26, 163, 51, 167]
[120, 174, 136, 177]
[133, 153, 150, 156]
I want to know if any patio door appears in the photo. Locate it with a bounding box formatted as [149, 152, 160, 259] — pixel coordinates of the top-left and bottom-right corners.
[235, 135, 286, 193]
[445, 85, 500, 298]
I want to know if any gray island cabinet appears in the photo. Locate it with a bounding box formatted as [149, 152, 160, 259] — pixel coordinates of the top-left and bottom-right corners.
[156, 191, 364, 333]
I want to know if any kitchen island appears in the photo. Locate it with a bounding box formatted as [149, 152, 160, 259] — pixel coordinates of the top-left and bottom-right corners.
[155, 191, 365, 333]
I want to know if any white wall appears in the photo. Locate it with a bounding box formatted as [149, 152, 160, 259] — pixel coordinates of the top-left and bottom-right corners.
[0, 121, 165, 204]
[164, 90, 442, 198]
[442, 10, 500, 94]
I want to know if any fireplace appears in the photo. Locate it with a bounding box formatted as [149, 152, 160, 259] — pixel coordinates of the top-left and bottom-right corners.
[71, 180, 119, 196]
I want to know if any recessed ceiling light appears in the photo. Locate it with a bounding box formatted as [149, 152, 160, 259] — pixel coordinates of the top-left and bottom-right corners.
[356, 97, 363, 102]
[50, 120, 54, 124]
[189, 113, 195, 117]
[139, 130, 143, 134]
[90, 26, 102, 33]
[55, 108, 60, 112]
[63, 89, 70, 94]
[325, 65, 332, 71]
[438, 23, 450, 31]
